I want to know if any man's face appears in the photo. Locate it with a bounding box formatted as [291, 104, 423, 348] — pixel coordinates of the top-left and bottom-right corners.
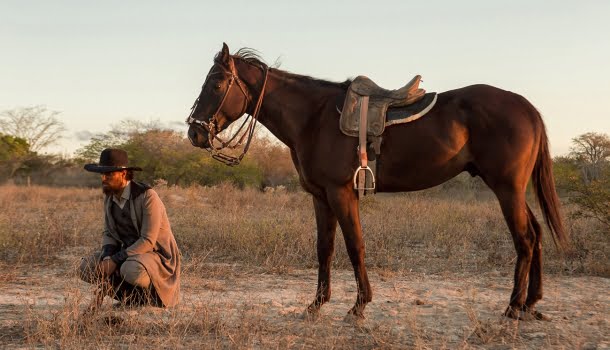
[101, 170, 127, 195]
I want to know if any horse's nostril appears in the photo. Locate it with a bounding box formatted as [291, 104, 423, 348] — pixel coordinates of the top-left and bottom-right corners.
[188, 128, 198, 144]
[187, 127, 210, 148]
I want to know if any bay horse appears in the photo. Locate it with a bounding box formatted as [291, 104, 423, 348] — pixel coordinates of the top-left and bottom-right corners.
[187, 43, 567, 321]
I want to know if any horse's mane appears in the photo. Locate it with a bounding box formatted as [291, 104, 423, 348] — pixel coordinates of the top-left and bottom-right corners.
[224, 47, 352, 91]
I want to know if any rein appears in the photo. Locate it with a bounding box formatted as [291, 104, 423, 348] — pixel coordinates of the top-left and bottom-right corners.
[186, 59, 269, 166]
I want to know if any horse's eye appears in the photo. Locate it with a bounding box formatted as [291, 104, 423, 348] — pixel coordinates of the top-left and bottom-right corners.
[214, 83, 222, 90]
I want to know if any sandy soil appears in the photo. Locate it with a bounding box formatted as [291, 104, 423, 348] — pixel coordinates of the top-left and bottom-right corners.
[0, 262, 608, 349]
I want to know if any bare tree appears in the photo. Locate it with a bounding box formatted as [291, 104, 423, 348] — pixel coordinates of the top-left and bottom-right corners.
[0, 105, 66, 153]
[570, 132, 610, 163]
[569, 132, 610, 183]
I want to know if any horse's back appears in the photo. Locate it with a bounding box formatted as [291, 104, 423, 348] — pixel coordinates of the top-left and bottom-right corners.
[376, 84, 543, 192]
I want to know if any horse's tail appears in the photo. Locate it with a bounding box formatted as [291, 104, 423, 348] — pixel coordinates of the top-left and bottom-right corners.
[531, 115, 568, 250]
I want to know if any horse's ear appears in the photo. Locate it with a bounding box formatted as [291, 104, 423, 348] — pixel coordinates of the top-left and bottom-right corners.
[220, 42, 230, 64]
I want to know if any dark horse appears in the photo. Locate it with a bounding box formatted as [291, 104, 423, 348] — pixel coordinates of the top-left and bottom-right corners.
[187, 43, 567, 321]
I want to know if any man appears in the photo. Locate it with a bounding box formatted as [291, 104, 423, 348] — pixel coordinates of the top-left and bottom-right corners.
[79, 148, 180, 311]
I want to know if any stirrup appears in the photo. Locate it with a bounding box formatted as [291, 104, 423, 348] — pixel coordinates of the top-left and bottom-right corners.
[352, 166, 375, 191]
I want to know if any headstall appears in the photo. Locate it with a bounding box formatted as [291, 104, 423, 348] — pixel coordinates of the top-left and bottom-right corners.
[186, 58, 269, 166]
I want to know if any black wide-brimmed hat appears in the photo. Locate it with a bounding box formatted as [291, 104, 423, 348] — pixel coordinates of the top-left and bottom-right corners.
[84, 148, 143, 173]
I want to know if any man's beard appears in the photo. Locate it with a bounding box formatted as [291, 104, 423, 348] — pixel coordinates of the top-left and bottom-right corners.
[102, 182, 121, 196]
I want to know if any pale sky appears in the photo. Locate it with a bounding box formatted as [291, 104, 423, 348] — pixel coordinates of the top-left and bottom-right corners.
[1, 0, 609, 157]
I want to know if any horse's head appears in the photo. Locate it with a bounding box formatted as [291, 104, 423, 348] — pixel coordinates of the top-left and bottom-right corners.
[186, 43, 249, 149]
[186, 43, 268, 160]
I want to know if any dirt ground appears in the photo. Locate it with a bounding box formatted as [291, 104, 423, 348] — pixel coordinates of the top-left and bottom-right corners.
[0, 261, 608, 349]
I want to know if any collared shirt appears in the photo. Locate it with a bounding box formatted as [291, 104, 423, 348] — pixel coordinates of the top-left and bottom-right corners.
[112, 181, 131, 209]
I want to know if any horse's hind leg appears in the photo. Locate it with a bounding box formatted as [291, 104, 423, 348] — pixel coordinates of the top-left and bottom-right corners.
[524, 205, 548, 320]
[305, 195, 338, 318]
[494, 186, 535, 319]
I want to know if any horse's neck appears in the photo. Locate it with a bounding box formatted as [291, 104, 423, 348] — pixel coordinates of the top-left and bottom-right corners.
[257, 73, 303, 148]
[256, 71, 339, 149]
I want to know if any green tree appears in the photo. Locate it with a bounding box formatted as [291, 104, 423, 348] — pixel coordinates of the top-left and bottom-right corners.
[74, 119, 158, 162]
[74, 131, 128, 162]
[0, 134, 30, 179]
[74, 118, 303, 188]
[123, 129, 263, 187]
[76, 121, 266, 188]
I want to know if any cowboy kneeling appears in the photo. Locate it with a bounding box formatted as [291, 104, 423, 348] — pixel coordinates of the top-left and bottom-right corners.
[78, 148, 180, 310]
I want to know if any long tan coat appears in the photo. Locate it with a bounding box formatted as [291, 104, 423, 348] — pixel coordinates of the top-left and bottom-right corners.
[101, 182, 180, 307]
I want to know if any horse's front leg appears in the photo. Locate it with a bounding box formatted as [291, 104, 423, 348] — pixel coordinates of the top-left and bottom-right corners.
[306, 195, 338, 318]
[327, 185, 371, 319]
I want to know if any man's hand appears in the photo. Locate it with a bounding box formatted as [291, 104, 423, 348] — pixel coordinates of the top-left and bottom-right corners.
[98, 257, 117, 277]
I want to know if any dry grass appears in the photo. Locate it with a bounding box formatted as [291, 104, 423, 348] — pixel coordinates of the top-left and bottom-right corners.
[1, 183, 605, 276]
[0, 184, 608, 349]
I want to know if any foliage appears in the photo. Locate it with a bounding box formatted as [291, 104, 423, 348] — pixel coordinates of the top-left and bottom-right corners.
[122, 129, 263, 188]
[554, 132, 610, 229]
[0, 133, 76, 184]
[74, 121, 275, 188]
[0, 134, 31, 179]
[569, 173, 610, 227]
[0, 106, 66, 152]
[74, 131, 127, 163]
[74, 119, 155, 162]
[0, 134, 29, 161]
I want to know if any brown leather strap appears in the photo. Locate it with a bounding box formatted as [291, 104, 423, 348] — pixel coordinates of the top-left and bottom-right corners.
[358, 96, 369, 197]
[359, 96, 369, 168]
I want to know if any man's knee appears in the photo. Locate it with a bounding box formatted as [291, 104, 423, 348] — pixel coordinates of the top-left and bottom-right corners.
[120, 260, 150, 288]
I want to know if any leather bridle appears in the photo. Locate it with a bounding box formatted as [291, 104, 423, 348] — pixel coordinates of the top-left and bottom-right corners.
[186, 57, 269, 166]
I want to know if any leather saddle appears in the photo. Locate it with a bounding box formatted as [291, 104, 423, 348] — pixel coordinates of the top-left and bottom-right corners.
[339, 75, 426, 137]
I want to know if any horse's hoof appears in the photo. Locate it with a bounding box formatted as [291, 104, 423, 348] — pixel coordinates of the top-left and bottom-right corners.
[301, 307, 320, 321]
[344, 308, 365, 324]
[504, 306, 550, 321]
[503, 306, 521, 320]
[523, 308, 551, 321]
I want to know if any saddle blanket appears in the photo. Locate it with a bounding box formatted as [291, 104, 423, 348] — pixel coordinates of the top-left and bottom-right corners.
[385, 92, 437, 126]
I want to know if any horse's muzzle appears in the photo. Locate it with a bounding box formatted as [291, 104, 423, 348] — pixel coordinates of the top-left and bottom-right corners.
[187, 126, 210, 149]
